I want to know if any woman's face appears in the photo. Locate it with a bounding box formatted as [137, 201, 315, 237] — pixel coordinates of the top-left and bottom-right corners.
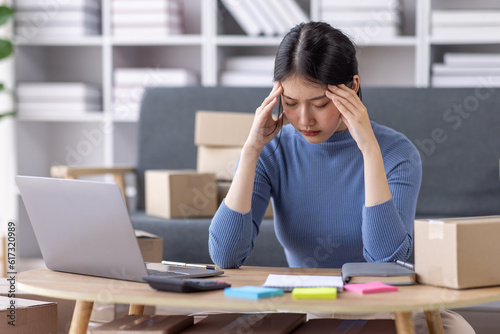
[281, 76, 348, 144]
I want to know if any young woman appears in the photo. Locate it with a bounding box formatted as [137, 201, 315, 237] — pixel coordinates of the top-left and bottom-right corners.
[209, 22, 474, 333]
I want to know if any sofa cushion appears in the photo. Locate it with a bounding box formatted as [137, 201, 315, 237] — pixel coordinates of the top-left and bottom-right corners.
[362, 88, 500, 217]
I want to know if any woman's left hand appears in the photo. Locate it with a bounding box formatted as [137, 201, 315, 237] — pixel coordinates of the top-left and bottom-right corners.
[326, 84, 378, 155]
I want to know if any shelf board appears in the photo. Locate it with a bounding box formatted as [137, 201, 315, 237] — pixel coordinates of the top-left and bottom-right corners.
[14, 36, 104, 46]
[17, 113, 106, 122]
[111, 34, 203, 46]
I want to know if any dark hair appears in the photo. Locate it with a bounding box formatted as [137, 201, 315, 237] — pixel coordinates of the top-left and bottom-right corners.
[266, 22, 361, 146]
[274, 21, 361, 98]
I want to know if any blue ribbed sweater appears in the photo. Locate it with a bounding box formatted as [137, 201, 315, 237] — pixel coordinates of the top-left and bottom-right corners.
[209, 122, 422, 269]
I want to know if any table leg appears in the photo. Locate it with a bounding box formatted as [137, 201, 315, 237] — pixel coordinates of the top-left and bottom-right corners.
[394, 312, 416, 334]
[129, 304, 145, 315]
[69, 300, 94, 334]
[424, 310, 445, 334]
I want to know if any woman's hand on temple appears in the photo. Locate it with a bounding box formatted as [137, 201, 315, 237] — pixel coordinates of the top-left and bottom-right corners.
[244, 82, 287, 153]
[326, 84, 377, 155]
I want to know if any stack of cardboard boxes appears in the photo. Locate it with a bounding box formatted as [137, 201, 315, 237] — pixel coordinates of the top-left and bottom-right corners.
[146, 111, 273, 219]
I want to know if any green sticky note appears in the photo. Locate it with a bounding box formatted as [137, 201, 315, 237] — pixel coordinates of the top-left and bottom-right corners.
[291, 287, 337, 300]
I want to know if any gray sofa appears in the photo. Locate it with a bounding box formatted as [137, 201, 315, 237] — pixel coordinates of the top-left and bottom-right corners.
[130, 86, 500, 267]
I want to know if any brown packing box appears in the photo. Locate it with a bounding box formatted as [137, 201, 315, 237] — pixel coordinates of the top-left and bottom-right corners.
[179, 313, 306, 334]
[0, 296, 57, 333]
[415, 215, 500, 289]
[90, 302, 157, 324]
[194, 111, 254, 147]
[135, 230, 164, 263]
[146, 170, 217, 219]
[92, 314, 193, 333]
[0, 278, 74, 333]
[217, 181, 273, 218]
[196, 146, 241, 181]
[292, 319, 397, 333]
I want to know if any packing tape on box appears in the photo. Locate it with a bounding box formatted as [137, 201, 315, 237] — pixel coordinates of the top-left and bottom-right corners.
[428, 220, 445, 240]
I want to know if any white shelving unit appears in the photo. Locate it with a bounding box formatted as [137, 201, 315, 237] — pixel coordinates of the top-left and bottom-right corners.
[9, 0, 500, 257]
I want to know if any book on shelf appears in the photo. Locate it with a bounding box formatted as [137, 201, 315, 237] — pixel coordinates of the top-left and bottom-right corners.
[15, 11, 101, 26]
[443, 53, 500, 67]
[114, 68, 198, 86]
[432, 26, 500, 39]
[225, 56, 275, 72]
[254, 0, 289, 35]
[322, 10, 401, 26]
[282, 0, 309, 24]
[335, 25, 401, 41]
[17, 82, 101, 99]
[17, 82, 102, 117]
[15, 0, 100, 12]
[266, 0, 298, 30]
[220, 71, 273, 87]
[111, 0, 180, 13]
[18, 95, 101, 104]
[432, 64, 500, 76]
[113, 26, 182, 36]
[320, 0, 400, 11]
[241, 0, 276, 36]
[220, 0, 262, 36]
[431, 10, 500, 26]
[18, 102, 102, 113]
[112, 13, 181, 25]
[431, 75, 500, 87]
[16, 25, 100, 36]
[342, 262, 416, 285]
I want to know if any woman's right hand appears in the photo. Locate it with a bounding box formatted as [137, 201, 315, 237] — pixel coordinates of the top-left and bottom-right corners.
[244, 82, 286, 153]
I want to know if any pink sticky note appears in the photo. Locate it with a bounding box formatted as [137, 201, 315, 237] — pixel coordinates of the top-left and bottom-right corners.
[344, 281, 398, 295]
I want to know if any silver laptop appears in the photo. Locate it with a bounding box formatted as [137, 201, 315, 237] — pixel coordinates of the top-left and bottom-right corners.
[16, 175, 223, 282]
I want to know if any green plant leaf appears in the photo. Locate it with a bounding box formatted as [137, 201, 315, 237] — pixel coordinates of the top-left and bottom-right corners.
[0, 83, 4, 91]
[0, 111, 16, 119]
[0, 6, 14, 26]
[0, 38, 13, 60]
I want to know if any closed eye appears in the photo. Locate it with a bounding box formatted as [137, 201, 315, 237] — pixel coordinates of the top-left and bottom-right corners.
[314, 101, 329, 109]
[284, 101, 297, 107]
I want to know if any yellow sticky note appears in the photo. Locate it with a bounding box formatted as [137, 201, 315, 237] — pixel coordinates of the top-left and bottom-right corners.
[291, 287, 337, 300]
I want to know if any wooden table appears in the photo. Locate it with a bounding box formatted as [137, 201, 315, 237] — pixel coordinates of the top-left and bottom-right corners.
[19, 267, 500, 334]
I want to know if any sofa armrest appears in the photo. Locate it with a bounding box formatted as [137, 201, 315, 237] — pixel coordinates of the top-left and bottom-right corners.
[51, 165, 136, 204]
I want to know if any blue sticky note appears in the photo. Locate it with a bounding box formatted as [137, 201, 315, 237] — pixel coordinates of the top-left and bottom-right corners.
[224, 286, 284, 299]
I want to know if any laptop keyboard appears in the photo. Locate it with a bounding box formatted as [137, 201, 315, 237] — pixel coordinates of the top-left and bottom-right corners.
[147, 269, 190, 277]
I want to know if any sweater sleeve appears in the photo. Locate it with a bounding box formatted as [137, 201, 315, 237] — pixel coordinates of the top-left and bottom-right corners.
[208, 158, 273, 269]
[362, 142, 422, 263]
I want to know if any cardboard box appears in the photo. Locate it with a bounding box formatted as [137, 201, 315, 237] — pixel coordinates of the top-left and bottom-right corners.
[217, 181, 273, 218]
[415, 215, 500, 289]
[0, 296, 57, 333]
[194, 111, 254, 147]
[92, 314, 194, 333]
[197, 146, 241, 181]
[146, 170, 217, 219]
[0, 278, 74, 333]
[135, 230, 164, 263]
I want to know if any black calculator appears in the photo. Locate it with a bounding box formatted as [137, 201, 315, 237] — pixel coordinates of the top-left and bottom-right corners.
[143, 276, 231, 293]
